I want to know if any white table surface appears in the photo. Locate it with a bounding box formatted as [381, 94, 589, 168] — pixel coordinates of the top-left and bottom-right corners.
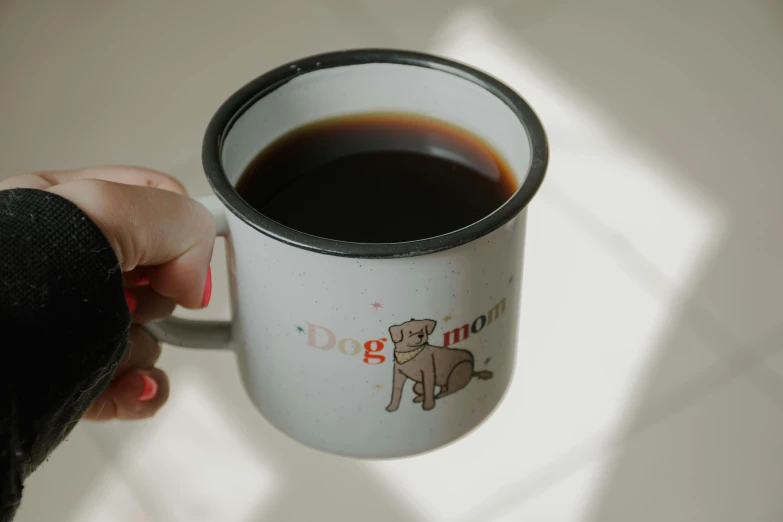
[2, 1, 782, 520]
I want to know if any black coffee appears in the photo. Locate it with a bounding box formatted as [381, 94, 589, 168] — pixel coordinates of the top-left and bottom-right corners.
[235, 113, 517, 243]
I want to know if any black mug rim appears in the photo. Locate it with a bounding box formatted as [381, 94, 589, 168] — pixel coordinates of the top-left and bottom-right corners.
[202, 49, 548, 259]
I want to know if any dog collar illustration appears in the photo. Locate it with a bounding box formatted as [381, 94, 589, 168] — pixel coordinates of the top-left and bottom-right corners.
[386, 318, 493, 412]
[394, 345, 425, 364]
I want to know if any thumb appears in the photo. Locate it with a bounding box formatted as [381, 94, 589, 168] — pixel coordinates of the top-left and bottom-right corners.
[49, 178, 216, 309]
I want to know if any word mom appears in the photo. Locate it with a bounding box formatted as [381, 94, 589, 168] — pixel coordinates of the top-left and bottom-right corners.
[443, 298, 506, 348]
[306, 323, 387, 365]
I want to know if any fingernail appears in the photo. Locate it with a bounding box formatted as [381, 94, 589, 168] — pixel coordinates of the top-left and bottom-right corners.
[124, 289, 136, 314]
[136, 275, 150, 286]
[138, 373, 158, 402]
[201, 266, 212, 308]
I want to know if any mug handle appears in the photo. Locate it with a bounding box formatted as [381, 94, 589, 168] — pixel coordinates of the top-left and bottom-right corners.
[143, 195, 232, 349]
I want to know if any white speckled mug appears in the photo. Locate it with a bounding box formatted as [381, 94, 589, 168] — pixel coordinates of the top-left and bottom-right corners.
[146, 49, 547, 458]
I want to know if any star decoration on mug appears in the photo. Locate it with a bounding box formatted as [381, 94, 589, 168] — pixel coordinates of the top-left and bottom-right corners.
[295, 325, 305, 334]
[442, 314, 453, 323]
[371, 301, 384, 310]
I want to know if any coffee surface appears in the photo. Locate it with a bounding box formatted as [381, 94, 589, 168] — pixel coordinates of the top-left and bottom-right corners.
[235, 113, 517, 243]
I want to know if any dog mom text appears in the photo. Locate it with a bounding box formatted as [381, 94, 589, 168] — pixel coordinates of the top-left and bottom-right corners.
[304, 297, 506, 365]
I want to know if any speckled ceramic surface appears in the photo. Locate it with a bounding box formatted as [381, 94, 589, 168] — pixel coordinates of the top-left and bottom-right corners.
[147, 50, 547, 458]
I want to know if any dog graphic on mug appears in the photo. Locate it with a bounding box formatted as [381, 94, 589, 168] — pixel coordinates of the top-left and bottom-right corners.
[386, 319, 493, 412]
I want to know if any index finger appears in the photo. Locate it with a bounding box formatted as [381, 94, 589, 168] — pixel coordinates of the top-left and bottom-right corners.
[0, 166, 188, 195]
[49, 178, 216, 308]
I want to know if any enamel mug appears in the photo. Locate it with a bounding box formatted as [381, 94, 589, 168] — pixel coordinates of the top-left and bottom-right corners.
[146, 49, 548, 458]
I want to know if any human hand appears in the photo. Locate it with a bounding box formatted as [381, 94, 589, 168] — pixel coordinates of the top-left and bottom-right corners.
[0, 166, 216, 420]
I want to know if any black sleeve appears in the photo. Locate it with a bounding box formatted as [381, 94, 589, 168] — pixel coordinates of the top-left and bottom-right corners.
[0, 189, 130, 522]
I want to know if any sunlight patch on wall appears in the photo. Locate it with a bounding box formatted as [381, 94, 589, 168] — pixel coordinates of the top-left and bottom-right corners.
[429, 6, 724, 291]
[363, 6, 725, 522]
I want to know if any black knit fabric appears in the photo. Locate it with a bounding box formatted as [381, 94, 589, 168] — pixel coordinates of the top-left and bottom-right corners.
[0, 189, 130, 521]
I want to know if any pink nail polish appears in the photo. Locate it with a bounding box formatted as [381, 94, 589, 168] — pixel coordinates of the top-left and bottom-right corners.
[201, 266, 212, 308]
[138, 374, 158, 402]
[124, 289, 136, 314]
[136, 275, 150, 286]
